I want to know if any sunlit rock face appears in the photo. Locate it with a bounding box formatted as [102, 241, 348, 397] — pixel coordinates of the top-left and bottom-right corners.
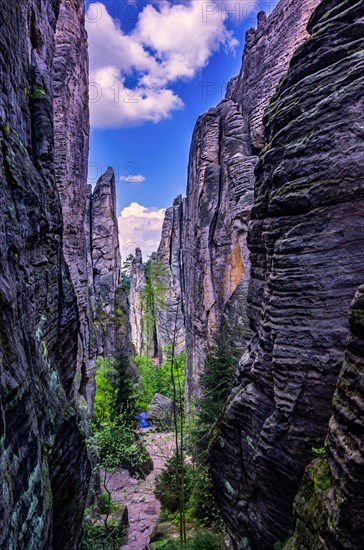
[53, 0, 96, 411]
[0, 0, 91, 547]
[129, 198, 186, 361]
[183, 0, 320, 406]
[211, 0, 364, 548]
[129, 247, 147, 355]
[90, 167, 122, 357]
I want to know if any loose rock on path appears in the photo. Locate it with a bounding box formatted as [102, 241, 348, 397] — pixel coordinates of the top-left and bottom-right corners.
[107, 431, 175, 550]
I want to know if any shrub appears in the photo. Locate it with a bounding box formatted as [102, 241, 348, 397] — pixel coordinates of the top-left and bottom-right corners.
[155, 455, 194, 514]
[135, 352, 185, 412]
[193, 335, 238, 462]
[93, 355, 136, 429]
[96, 416, 152, 477]
[82, 520, 126, 550]
[152, 531, 224, 549]
[188, 466, 222, 528]
[97, 492, 119, 515]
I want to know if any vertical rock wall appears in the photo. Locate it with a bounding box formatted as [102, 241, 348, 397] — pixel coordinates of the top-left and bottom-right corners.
[53, 0, 96, 409]
[90, 167, 122, 357]
[293, 285, 364, 549]
[154, 196, 186, 360]
[183, 0, 320, 405]
[129, 248, 146, 355]
[211, 1, 364, 548]
[0, 0, 91, 547]
[128, 198, 186, 361]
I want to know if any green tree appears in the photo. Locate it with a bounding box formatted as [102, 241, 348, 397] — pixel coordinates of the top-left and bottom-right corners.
[193, 335, 239, 464]
[120, 253, 134, 291]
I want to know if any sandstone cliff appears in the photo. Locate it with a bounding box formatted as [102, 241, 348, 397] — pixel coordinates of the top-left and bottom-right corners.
[129, 198, 186, 361]
[211, 0, 364, 548]
[129, 248, 147, 355]
[154, 196, 185, 360]
[183, 0, 320, 405]
[292, 284, 364, 549]
[0, 0, 91, 547]
[53, 0, 96, 411]
[90, 167, 122, 357]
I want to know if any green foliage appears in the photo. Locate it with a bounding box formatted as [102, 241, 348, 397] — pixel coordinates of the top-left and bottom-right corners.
[152, 531, 224, 549]
[186, 334, 239, 529]
[188, 466, 222, 528]
[82, 520, 126, 550]
[135, 352, 185, 411]
[312, 447, 326, 458]
[155, 455, 194, 514]
[96, 416, 151, 477]
[93, 355, 136, 429]
[140, 259, 169, 353]
[93, 358, 116, 427]
[311, 458, 333, 493]
[30, 86, 47, 100]
[120, 254, 134, 291]
[193, 335, 239, 463]
[97, 492, 120, 515]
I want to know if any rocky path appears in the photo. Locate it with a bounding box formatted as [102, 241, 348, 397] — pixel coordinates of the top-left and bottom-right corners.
[108, 431, 175, 550]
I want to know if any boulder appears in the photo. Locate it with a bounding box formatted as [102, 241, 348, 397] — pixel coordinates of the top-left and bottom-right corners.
[147, 394, 176, 427]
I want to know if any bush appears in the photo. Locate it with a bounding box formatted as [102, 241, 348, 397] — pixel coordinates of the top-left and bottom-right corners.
[96, 415, 152, 477]
[155, 455, 194, 514]
[188, 466, 222, 528]
[93, 355, 136, 429]
[135, 352, 185, 412]
[82, 520, 126, 550]
[97, 492, 119, 515]
[152, 531, 224, 549]
[193, 335, 238, 462]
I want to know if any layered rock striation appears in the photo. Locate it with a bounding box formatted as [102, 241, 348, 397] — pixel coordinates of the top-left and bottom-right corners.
[211, 1, 364, 548]
[0, 0, 91, 546]
[53, 0, 96, 410]
[89, 168, 122, 357]
[293, 285, 364, 549]
[183, 0, 320, 405]
[154, 196, 185, 360]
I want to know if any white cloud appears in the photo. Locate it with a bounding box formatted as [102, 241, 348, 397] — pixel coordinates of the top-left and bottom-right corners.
[118, 202, 166, 259]
[86, 1, 256, 128]
[120, 174, 146, 184]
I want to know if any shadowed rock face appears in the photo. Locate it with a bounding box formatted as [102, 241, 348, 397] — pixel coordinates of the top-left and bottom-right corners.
[90, 168, 122, 356]
[292, 285, 364, 549]
[154, 196, 185, 360]
[211, 1, 364, 548]
[53, 0, 96, 410]
[0, 0, 91, 547]
[183, 0, 320, 406]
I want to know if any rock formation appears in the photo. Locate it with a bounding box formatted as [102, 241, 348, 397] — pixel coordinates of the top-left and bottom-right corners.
[292, 284, 364, 549]
[183, 0, 320, 405]
[129, 198, 186, 361]
[53, 0, 96, 410]
[90, 167, 122, 357]
[0, 0, 91, 547]
[129, 248, 147, 355]
[211, 1, 364, 548]
[147, 393, 176, 427]
[154, 196, 185, 360]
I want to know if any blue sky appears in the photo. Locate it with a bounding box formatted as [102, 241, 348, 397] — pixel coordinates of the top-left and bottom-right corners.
[85, 0, 279, 257]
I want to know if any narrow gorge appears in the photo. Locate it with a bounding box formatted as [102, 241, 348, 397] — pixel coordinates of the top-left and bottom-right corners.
[0, 0, 363, 549]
